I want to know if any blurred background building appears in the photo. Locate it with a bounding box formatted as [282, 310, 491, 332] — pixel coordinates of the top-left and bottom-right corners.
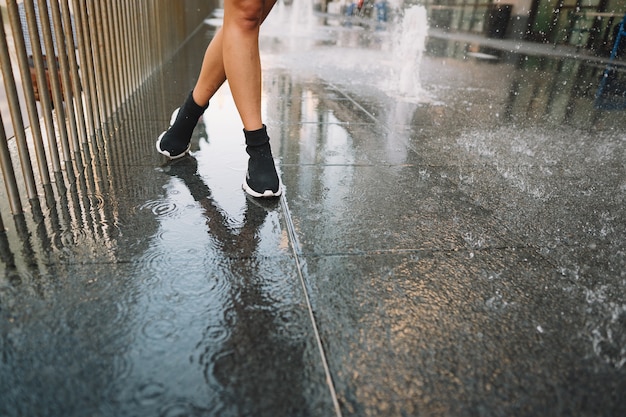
[317, 0, 626, 56]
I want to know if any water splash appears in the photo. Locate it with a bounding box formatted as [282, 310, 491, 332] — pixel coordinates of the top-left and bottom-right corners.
[289, 0, 316, 34]
[390, 5, 428, 100]
[263, 2, 430, 104]
[266, 0, 316, 35]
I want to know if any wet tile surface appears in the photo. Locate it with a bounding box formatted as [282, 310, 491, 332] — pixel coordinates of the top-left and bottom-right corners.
[2, 8, 626, 417]
[303, 250, 625, 417]
[0, 107, 338, 416]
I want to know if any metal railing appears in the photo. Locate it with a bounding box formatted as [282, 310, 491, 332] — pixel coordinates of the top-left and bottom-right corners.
[0, 0, 215, 231]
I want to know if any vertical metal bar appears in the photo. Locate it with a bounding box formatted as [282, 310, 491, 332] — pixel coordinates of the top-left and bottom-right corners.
[100, 0, 123, 113]
[68, 0, 96, 138]
[154, 1, 162, 72]
[128, 0, 139, 94]
[86, 1, 111, 121]
[111, 0, 128, 103]
[128, 0, 138, 101]
[74, 0, 102, 131]
[170, 0, 177, 54]
[60, 0, 88, 145]
[36, 0, 72, 162]
[23, 0, 62, 174]
[113, 1, 127, 105]
[94, 8, 119, 169]
[100, 2, 120, 112]
[118, 0, 134, 96]
[81, 0, 111, 180]
[0, 7, 39, 201]
[155, 1, 164, 71]
[121, 1, 134, 94]
[166, 0, 174, 60]
[139, 2, 154, 84]
[109, 0, 122, 103]
[97, 0, 112, 121]
[121, 1, 135, 95]
[49, 0, 81, 160]
[105, 3, 128, 165]
[6, 0, 52, 186]
[63, 2, 100, 233]
[134, 1, 144, 84]
[0, 114, 23, 215]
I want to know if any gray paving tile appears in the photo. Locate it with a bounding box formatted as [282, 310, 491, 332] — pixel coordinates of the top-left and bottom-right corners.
[282, 163, 520, 254]
[303, 250, 626, 417]
[1, 259, 336, 417]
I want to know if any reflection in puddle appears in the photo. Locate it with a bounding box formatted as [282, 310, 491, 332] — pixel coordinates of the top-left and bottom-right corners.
[0, 26, 335, 414]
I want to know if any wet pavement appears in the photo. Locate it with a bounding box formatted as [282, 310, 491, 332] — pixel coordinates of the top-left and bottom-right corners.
[1, 7, 626, 417]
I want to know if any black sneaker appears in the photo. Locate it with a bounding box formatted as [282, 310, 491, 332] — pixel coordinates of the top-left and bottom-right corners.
[242, 125, 282, 198]
[156, 91, 208, 159]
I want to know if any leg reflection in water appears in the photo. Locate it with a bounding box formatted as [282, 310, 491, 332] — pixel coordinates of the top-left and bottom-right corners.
[159, 156, 330, 416]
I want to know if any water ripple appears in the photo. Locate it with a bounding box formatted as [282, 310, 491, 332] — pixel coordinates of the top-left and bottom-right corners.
[201, 324, 231, 345]
[51, 227, 92, 253]
[158, 403, 196, 417]
[276, 306, 309, 340]
[141, 318, 179, 342]
[87, 193, 106, 211]
[204, 348, 235, 390]
[135, 381, 166, 406]
[138, 271, 163, 291]
[137, 245, 182, 275]
[166, 273, 221, 300]
[139, 200, 181, 218]
[111, 351, 132, 382]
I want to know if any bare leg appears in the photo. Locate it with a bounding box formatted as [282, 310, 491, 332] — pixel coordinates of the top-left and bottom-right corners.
[191, 28, 226, 107]
[157, 0, 280, 196]
[212, 0, 281, 197]
[193, 0, 277, 116]
[156, 1, 276, 160]
[195, 0, 282, 197]
[220, 0, 275, 130]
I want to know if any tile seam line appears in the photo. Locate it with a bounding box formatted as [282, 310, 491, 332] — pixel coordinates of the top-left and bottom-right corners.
[279, 193, 344, 417]
[35, 243, 541, 268]
[324, 82, 457, 176]
[327, 82, 390, 133]
[326, 82, 429, 161]
[296, 244, 541, 258]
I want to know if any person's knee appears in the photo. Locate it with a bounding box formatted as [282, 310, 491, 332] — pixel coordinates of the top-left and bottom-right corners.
[228, 0, 264, 31]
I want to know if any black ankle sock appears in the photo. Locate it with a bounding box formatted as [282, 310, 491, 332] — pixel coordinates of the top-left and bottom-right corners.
[244, 125, 270, 147]
[244, 125, 280, 194]
[159, 91, 208, 156]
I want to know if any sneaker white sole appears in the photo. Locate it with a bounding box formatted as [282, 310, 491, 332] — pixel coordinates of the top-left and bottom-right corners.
[155, 131, 191, 160]
[242, 179, 283, 198]
[155, 107, 189, 159]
